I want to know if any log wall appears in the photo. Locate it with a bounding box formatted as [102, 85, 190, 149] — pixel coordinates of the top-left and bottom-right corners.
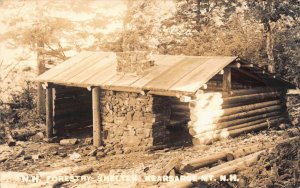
[167, 97, 193, 145]
[53, 86, 92, 134]
[169, 97, 190, 124]
[206, 80, 253, 91]
[189, 87, 288, 145]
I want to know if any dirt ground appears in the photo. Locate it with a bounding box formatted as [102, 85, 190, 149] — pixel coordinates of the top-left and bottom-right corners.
[1, 124, 299, 188]
[0, 85, 299, 188]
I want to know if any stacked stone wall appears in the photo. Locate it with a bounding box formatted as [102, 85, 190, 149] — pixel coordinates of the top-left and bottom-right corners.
[100, 90, 171, 154]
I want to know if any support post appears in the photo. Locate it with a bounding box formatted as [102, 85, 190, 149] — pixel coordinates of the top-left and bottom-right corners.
[223, 68, 231, 93]
[92, 87, 101, 147]
[46, 87, 53, 138]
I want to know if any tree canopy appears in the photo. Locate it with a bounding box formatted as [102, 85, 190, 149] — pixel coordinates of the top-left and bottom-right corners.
[0, 0, 299, 86]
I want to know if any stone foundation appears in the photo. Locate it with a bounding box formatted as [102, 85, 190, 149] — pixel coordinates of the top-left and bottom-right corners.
[100, 90, 171, 153]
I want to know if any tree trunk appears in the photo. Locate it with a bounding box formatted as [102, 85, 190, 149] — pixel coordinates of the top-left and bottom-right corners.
[266, 29, 275, 73]
[37, 40, 46, 115]
[265, 0, 275, 73]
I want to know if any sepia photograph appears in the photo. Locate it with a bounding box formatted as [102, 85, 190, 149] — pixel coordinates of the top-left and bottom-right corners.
[0, 0, 299, 187]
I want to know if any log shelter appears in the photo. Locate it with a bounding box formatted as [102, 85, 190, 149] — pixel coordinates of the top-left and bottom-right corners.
[36, 51, 296, 152]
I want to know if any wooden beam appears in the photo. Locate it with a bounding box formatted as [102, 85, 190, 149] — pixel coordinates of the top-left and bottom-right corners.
[223, 91, 281, 104]
[46, 88, 54, 138]
[87, 86, 92, 91]
[223, 87, 277, 97]
[241, 64, 253, 68]
[191, 89, 204, 100]
[227, 62, 241, 68]
[92, 87, 102, 147]
[149, 90, 194, 97]
[201, 84, 207, 89]
[237, 68, 265, 83]
[223, 68, 231, 92]
[42, 82, 48, 89]
[180, 96, 191, 102]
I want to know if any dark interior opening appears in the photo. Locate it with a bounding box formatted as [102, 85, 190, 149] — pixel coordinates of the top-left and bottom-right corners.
[166, 97, 193, 147]
[53, 85, 93, 139]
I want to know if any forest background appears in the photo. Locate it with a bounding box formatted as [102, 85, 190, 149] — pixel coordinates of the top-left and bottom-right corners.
[0, 0, 299, 108]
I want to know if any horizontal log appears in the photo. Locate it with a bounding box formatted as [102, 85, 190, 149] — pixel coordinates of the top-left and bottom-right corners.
[170, 113, 190, 121]
[205, 90, 223, 93]
[192, 117, 285, 145]
[178, 152, 232, 172]
[218, 104, 282, 122]
[207, 82, 249, 89]
[241, 63, 254, 68]
[164, 136, 300, 188]
[167, 97, 182, 102]
[223, 87, 277, 97]
[54, 95, 92, 106]
[171, 104, 189, 111]
[190, 100, 281, 117]
[223, 91, 281, 105]
[171, 111, 189, 117]
[188, 110, 282, 132]
[190, 104, 282, 122]
[55, 120, 93, 131]
[221, 100, 281, 116]
[55, 101, 90, 109]
[169, 117, 190, 122]
[168, 119, 189, 127]
[189, 93, 223, 109]
[162, 151, 263, 188]
[229, 117, 285, 137]
[54, 110, 92, 120]
[227, 62, 241, 68]
[287, 89, 300, 95]
[180, 138, 279, 173]
[154, 158, 181, 176]
[54, 117, 92, 129]
[54, 86, 90, 94]
[180, 96, 191, 102]
[55, 93, 91, 100]
[229, 136, 300, 161]
[54, 105, 92, 116]
[55, 95, 91, 102]
[189, 115, 282, 136]
[54, 114, 92, 126]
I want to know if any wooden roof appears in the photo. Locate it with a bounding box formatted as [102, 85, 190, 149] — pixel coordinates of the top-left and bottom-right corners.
[36, 51, 295, 95]
[36, 51, 237, 95]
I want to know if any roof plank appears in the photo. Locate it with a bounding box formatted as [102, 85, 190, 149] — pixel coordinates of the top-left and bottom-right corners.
[144, 57, 209, 91]
[170, 56, 237, 93]
[67, 53, 115, 84]
[86, 63, 118, 86]
[54, 52, 109, 83]
[37, 51, 93, 82]
[129, 56, 180, 88]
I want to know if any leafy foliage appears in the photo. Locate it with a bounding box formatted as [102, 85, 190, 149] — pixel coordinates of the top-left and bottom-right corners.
[274, 22, 300, 87]
[121, 0, 159, 51]
[1, 81, 43, 127]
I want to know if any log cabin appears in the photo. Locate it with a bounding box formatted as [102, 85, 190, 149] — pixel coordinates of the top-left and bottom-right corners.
[35, 51, 296, 153]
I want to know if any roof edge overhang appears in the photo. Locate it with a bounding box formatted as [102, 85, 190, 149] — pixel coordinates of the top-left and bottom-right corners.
[34, 54, 297, 98]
